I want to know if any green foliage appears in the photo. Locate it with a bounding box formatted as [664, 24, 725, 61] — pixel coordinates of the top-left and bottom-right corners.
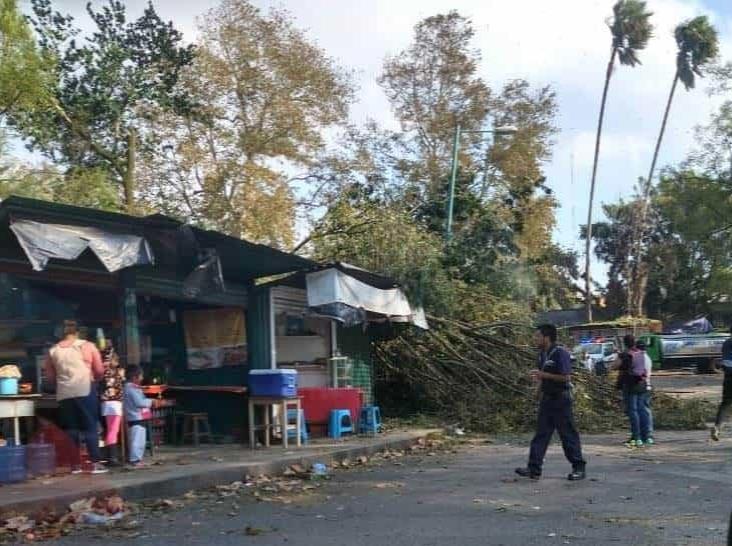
[609, 0, 654, 67]
[586, 167, 732, 321]
[378, 11, 490, 199]
[674, 16, 719, 91]
[139, 0, 355, 247]
[0, 0, 53, 116]
[4, 0, 195, 210]
[0, 162, 121, 211]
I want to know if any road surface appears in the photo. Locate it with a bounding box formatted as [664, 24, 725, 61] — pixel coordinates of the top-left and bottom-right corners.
[46, 431, 731, 546]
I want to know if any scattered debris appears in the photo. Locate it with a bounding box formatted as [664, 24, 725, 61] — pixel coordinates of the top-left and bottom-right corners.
[245, 525, 269, 536]
[373, 481, 405, 490]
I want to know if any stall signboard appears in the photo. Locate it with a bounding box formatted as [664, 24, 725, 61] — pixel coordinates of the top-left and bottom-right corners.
[184, 308, 247, 370]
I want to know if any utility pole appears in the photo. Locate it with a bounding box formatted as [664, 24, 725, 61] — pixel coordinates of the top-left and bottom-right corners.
[445, 124, 461, 241]
[445, 124, 517, 241]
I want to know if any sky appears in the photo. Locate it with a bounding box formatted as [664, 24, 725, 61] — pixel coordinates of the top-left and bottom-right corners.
[16, 0, 732, 280]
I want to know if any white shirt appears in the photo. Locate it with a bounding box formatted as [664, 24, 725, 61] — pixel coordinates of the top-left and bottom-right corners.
[643, 353, 652, 387]
[583, 356, 594, 372]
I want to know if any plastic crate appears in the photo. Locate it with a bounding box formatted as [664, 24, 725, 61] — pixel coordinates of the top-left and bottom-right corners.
[26, 443, 56, 477]
[248, 369, 297, 397]
[0, 445, 27, 484]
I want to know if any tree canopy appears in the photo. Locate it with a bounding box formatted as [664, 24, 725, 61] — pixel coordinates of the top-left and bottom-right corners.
[3, 0, 195, 212]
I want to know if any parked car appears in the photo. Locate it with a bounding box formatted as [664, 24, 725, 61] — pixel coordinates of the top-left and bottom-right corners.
[571, 341, 617, 375]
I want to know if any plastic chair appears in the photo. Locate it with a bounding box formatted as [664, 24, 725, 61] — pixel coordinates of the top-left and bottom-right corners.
[359, 405, 382, 435]
[328, 409, 353, 439]
[286, 409, 309, 444]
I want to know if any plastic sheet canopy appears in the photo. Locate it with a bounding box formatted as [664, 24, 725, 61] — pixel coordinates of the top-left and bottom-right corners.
[9, 218, 155, 272]
[305, 267, 428, 329]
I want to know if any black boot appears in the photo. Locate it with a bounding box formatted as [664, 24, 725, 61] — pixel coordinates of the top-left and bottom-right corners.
[567, 466, 586, 481]
[515, 467, 541, 480]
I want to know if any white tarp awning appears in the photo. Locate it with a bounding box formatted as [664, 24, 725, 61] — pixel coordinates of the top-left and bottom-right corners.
[10, 218, 155, 272]
[305, 267, 428, 329]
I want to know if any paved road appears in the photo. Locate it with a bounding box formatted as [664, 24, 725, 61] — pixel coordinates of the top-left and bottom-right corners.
[47, 431, 732, 546]
[653, 370, 722, 403]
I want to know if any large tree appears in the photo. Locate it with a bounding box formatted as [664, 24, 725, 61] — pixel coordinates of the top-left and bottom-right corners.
[487, 80, 558, 257]
[4, 0, 195, 213]
[378, 11, 490, 205]
[139, 0, 354, 247]
[584, 0, 653, 322]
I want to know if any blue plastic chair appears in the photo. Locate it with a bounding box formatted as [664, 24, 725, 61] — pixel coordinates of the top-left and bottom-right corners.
[286, 409, 309, 444]
[359, 406, 382, 435]
[328, 409, 353, 439]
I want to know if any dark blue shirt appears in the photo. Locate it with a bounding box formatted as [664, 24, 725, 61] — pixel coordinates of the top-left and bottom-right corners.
[539, 345, 572, 396]
[538, 345, 572, 375]
[723, 338, 732, 362]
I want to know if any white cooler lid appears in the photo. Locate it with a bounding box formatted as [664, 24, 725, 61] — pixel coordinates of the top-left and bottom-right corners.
[249, 369, 297, 375]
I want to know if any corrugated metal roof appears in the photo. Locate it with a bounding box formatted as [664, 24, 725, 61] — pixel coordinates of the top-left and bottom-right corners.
[0, 196, 316, 281]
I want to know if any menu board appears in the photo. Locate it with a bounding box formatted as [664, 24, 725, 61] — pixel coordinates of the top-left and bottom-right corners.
[184, 308, 247, 370]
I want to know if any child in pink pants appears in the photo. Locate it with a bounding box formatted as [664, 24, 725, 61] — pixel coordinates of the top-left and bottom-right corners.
[100, 343, 124, 466]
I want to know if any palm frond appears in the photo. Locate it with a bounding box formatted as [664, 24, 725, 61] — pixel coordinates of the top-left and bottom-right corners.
[609, 0, 654, 68]
[674, 16, 720, 91]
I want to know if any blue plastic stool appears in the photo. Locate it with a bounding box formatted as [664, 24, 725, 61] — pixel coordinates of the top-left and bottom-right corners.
[287, 409, 309, 444]
[359, 406, 382, 435]
[328, 410, 353, 439]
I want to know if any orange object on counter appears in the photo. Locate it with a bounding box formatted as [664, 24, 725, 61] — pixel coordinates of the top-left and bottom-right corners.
[141, 385, 167, 396]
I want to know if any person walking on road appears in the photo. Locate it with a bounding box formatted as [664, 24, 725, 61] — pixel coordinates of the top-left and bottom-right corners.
[516, 324, 586, 481]
[711, 326, 732, 441]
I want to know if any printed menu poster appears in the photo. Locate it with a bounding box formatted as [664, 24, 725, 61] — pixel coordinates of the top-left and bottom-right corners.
[184, 308, 247, 370]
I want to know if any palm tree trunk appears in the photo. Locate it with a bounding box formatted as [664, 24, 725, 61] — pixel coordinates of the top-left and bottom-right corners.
[585, 46, 617, 323]
[630, 72, 679, 316]
[645, 72, 678, 205]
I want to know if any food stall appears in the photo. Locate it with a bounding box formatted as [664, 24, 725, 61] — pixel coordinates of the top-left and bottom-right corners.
[0, 196, 315, 451]
[260, 263, 427, 436]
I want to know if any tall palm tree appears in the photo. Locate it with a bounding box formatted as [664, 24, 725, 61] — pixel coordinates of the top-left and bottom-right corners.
[585, 0, 653, 322]
[631, 15, 719, 316]
[645, 16, 719, 198]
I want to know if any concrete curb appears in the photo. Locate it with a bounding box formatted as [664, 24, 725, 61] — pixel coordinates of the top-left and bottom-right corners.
[1, 431, 435, 517]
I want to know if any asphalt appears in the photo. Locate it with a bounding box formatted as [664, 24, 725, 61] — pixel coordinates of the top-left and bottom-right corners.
[43, 430, 732, 546]
[0, 430, 435, 517]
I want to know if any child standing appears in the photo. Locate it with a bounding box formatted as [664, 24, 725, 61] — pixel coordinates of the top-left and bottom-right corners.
[123, 365, 153, 467]
[100, 343, 124, 466]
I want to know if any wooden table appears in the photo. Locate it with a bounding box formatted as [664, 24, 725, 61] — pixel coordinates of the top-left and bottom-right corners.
[0, 394, 40, 445]
[166, 386, 247, 394]
[248, 396, 302, 449]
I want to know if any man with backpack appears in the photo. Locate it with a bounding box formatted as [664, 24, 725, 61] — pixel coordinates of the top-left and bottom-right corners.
[636, 340, 654, 446]
[614, 335, 651, 448]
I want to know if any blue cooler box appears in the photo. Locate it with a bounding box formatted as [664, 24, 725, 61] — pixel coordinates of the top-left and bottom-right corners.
[249, 369, 297, 397]
[0, 378, 18, 395]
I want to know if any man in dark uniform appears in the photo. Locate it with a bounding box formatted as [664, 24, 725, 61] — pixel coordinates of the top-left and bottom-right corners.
[516, 324, 586, 481]
[711, 326, 732, 441]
